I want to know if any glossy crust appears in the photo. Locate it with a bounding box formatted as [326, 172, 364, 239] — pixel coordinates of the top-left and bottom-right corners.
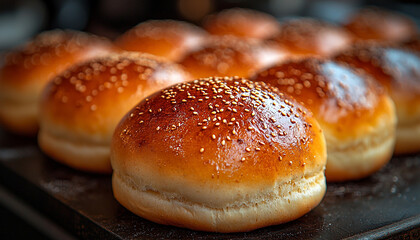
[335, 45, 420, 154]
[38, 52, 190, 173]
[0, 29, 115, 135]
[179, 36, 287, 79]
[271, 18, 351, 57]
[111, 77, 327, 232]
[115, 20, 208, 61]
[252, 58, 396, 181]
[203, 8, 280, 39]
[344, 7, 417, 43]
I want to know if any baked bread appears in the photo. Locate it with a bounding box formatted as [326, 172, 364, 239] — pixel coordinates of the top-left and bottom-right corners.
[0, 29, 115, 135]
[203, 8, 280, 39]
[271, 18, 351, 58]
[111, 76, 327, 232]
[115, 20, 207, 61]
[344, 7, 417, 43]
[253, 58, 396, 181]
[179, 36, 286, 79]
[38, 52, 190, 173]
[335, 44, 420, 154]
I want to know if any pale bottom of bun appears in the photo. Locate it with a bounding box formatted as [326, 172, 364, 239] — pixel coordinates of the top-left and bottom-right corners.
[112, 170, 326, 232]
[38, 129, 112, 173]
[394, 121, 420, 154]
[0, 100, 38, 135]
[325, 129, 395, 182]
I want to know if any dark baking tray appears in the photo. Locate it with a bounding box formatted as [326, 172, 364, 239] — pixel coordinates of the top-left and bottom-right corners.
[0, 128, 419, 239]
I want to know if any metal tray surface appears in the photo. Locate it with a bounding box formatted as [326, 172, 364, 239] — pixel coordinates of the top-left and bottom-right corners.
[0, 128, 419, 239]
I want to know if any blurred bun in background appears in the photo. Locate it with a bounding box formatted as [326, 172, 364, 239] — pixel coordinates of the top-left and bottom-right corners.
[115, 20, 208, 61]
[0, 29, 115, 135]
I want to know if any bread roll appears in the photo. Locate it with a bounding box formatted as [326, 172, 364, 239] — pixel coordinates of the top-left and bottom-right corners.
[271, 18, 351, 58]
[111, 77, 327, 232]
[0, 29, 115, 135]
[344, 7, 417, 43]
[38, 52, 190, 173]
[203, 8, 280, 39]
[335, 44, 420, 154]
[253, 58, 396, 182]
[179, 36, 286, 79]
[115, 20, 207, 61]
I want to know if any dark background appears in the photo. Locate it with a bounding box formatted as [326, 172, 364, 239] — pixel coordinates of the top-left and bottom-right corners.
[0, 0, 419, 51]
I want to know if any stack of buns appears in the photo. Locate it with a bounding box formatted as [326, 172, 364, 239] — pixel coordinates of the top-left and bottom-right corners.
[0, 6, 419, 233]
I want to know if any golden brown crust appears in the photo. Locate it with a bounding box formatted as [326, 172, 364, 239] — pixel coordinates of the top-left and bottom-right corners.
[271, 18, 351, 57]
[38, 52, 190, 173]
[112, 77, 326, 187]
[0, 29, 116, 135]
[179, 36, 286, 79]
[0, 29, 115, 90]
[203, 8, 280, 39]
[111, 76, 327, 231]
[115, 20, 208, 61]
[334, 45, 420, 112]
[344, 7, 417, 43]
[252, 58, 396, 181]
[252, 58, 389, 139]
[334, 44, 420, 154]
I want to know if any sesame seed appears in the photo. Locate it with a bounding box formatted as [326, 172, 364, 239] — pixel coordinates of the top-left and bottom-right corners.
[200, 148, 205, 153]
[193, 112, 198, 115]
[156, 126, 160, 130]
[215, 122, 221, 126]
[212, 135, 216, 140]
[222, 140, 226, 146]
[245, 148, 251, 152]
[289, 161, 293, 165]
[202, 126, 208, 130]
[241, 157, 246, 162]
[190, 107, 194, 111]
[232, 130, 237, 135]
[248, 126, 254, 130]
[226, 136, 231, 141]
[255, 147, 261, 151]
[139, 120, 144, 124]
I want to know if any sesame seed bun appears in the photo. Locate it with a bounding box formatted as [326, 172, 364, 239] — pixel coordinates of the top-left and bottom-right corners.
[335, 44, 420, 154]
[179, 36, 287, 79]
[111, 77, 327, 232]
[0, 29, 116, 135]
[271, 18, 351, 58]
[253, 58, 396, 182]
[38, 52, 190, 173]
[115, 20, 208, 61]
[344, 7, 417, 43]
[203, 8, 281, 40]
